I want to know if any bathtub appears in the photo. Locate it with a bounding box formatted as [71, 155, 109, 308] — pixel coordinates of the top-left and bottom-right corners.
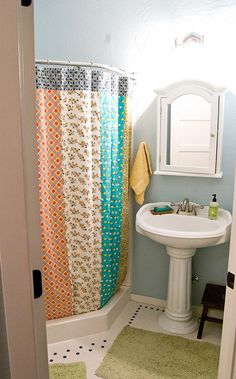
[46, 286, 130, 343]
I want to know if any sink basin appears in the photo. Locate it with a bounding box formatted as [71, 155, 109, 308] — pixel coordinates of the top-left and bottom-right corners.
[136, 202, 231, 249]
[136, 202, 232, 335]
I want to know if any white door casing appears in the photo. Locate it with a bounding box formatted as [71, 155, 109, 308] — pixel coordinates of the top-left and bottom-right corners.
[19, 2, 49, 378]
[0, 1, 49, 378]
[218, 169, 236, 379]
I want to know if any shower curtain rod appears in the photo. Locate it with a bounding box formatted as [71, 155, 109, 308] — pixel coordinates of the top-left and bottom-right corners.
[35, 59, 136, 80]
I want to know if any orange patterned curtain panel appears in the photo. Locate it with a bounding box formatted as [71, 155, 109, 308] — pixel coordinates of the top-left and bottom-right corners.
[36, 88, 74, 320]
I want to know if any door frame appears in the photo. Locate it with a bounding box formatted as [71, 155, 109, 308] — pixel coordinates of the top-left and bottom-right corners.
[218, 168, 236, 378]
[0, 1, 49, 378]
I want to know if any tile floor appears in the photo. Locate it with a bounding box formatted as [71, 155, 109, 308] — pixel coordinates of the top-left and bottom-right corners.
[48, 301, 222, 379]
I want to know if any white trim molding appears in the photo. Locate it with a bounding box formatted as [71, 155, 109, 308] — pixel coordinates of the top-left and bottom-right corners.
[131, 293, 167, 308]
[130, 293, 223, 319]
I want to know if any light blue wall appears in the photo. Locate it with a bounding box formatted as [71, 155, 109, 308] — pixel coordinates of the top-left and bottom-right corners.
[34, 0, 236, 304]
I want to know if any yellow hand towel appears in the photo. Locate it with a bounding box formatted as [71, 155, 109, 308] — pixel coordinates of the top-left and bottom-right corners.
[130, 142, 152, 205]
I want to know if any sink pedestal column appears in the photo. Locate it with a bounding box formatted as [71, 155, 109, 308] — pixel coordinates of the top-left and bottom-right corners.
[159, 246, 198, 334]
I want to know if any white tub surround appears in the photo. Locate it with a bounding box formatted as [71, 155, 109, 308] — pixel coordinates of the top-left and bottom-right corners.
[46, 287, 130, 344]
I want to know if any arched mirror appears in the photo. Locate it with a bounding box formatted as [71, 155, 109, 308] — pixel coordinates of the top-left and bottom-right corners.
[155, 81, 225, 177]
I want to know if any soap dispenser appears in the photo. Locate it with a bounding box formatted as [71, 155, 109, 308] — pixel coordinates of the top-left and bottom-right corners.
[208, 194, 219, 220]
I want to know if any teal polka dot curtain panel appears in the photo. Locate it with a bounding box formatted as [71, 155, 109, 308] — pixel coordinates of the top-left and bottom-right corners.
[35, 65, 132, 320]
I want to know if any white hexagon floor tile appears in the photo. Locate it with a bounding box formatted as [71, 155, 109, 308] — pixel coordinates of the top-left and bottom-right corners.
[48, 301, 222, 379]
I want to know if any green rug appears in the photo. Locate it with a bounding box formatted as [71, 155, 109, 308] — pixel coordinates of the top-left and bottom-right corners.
[49, 362, 86, 379]
[96, 326, 220, 379]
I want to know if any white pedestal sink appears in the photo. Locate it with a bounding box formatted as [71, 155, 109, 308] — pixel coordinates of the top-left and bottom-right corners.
[136, 202, 232, 335]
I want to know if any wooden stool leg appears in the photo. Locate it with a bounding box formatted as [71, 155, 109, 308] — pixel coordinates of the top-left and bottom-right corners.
[197, 305, 208, 339]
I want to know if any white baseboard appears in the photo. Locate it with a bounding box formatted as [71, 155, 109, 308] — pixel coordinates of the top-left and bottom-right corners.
[131, 293, 224, 320]
[130, 293, 167, 308]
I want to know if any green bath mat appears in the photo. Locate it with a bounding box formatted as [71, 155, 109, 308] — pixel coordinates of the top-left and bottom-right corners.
[49, 362, 86, 379]
[96, 326, 220, 379]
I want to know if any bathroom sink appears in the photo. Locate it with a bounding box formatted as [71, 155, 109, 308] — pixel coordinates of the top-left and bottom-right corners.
[136, 201, 232, 335]
[136, 203, 232, 334]
[136, 202, 231, 249]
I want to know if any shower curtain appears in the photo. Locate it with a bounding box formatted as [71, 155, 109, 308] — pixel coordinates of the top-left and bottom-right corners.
[35, 65, 132, 320]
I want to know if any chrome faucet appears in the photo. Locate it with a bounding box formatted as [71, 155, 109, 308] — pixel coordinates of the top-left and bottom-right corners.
[171, 198, 204, 215]
[182, 198, 190, 213]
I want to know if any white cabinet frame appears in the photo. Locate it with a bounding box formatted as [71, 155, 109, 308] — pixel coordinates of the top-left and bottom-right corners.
[155, 81, 226, 178]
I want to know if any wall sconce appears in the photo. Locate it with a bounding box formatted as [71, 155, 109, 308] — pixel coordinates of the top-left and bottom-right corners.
[175, 32, 204, 48]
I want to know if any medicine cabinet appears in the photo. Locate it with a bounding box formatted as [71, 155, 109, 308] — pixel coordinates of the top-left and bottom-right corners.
[155, 81, 225, 178]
